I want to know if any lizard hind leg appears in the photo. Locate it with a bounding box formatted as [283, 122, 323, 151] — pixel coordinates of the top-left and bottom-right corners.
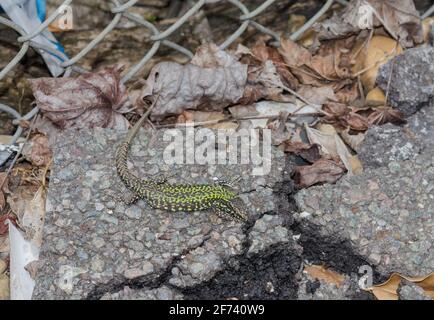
[108, 191, 140, 206]
[212, 199, 248, 223]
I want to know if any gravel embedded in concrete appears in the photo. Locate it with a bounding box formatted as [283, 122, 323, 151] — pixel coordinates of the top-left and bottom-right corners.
[295, 149, 434, 276]
[358, 106, 434, 168]
[377, 46, 434, 116]
[33, 127, 288, 299]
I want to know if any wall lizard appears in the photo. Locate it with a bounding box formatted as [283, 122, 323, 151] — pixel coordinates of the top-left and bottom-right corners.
[115, 96, 247, 222]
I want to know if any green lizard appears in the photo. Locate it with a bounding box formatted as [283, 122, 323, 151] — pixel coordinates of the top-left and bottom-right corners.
[115, 96, 247, 222]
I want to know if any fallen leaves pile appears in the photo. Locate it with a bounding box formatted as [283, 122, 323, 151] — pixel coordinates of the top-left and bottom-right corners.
[304, 264, 434, 300]
[0, 0, 433, 300]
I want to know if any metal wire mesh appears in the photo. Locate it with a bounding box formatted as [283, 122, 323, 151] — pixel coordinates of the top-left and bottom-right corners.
[0, 0, 433, 151]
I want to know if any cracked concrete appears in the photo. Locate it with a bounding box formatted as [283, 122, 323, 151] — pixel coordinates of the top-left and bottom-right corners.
[33, 110, 433, 299]
[33, 127, 292, 299]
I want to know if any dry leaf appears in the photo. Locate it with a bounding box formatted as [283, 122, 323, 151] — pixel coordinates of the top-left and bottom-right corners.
[367, 273, 434, 300]
[293, 156, 347, 188]
[352, 35, 403, 91]
[0, 191, 4, 212]
[250, 41, 299, 89]
[367, 106, 406, 125]
[340, 128, 366, 152]
[137, 44, 247, 120]
[267, 115, 295, 146]
[0, 235, 9, 253]
[278, 38, 312, 67]
[366, 87, 386, 106]
[21, 186, 46, 247]
[29, 64, 130, 130]
[306, 125, 362, 174]
[304, 265, 346, 287]
[422, 17, 434, 44]
[24, 260, 41, 280]
[0, 214, 16, 236]
[281, 141, 322, 163]
[279, 37, 356, 95]
[0, 273, 9, 300]
[22, 134, 52, 167]
[176, 110, 237, 129]
[297, 85, 337, 105]
[177, 110, 226, 124]
[0, 172, 10, 211]
[6, 185, 46, 248]
[229, 101, 317, 129]
[323, 103, 369, 131]
[0, 260, 6, 274]
[315, 0, 423, 48]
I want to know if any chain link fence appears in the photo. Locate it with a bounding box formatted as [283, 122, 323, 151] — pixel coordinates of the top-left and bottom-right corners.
[0, 0, 433, 155]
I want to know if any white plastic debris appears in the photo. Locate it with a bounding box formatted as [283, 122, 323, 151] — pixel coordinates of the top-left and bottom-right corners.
[1, 0, 66, 76]
[8, 221, 39, 300]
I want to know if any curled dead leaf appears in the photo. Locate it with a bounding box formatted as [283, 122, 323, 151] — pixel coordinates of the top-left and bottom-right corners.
[250, 41, 299, 89]
[367, 272, 433, 300]
[0, 235, 9, 253]
[367, 106, 406, 125]
[0, 213, 16, 236]
[340, 128, 366, 152]
[305, 125, 362, 174]
[0, 172, 10, 211]
[304, 265, 346, 287]
[281, 141, 322, 163]
[323, 103, 369, 131]
[292, 156, 347, 188]
[22, 134, 52, 167]
[138, 44, 247, 120]
[29, 64, 130, 130]
[315, 0, 423, 48]
[297, 85, 337, 105]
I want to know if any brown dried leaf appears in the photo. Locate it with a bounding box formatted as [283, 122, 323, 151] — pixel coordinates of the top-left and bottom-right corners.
[340, 128, 366, 152]
[0, 213, 16, 236]
[0, 193, 4, 212]
[177, 110, 226, 124]
[29, 65, 130, 130]
[306, 125, 361, 175]
[0, 172, 8, 211]
[21, 186, 46, 247]
[278, 37, 355, 92]
[251, 41, 299, 89]
[138, 44, 247, 120]
[304, 265, 346, 287]
[367, 273, 434, 300]
[323, 103, 369, 131]
[176, 110, 238, 129]
[367, 106, 406, 125]
[0, 235, 9, 253]
[22, 134, 52, 167]
[6, 185, 39, 221]
[278, 38, 312, 67]
[292, 156, 347, 188]
[0, 273, 9, 300]
[282, 141, 322, 163]
[342, 112, 370, 131]
[297, 85, 337, 105]
[335, 82, 359, 104]
[315, 0, 423, 48]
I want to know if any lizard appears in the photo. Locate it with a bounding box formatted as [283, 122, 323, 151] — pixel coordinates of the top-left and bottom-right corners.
[115, 95, 247, 222]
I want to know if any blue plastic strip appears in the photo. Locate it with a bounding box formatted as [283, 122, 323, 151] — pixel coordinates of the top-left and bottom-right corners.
[36, 0, 47, 22]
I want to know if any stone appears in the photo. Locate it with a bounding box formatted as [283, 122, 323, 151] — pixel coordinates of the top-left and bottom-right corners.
[377, 46, 434, 116]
